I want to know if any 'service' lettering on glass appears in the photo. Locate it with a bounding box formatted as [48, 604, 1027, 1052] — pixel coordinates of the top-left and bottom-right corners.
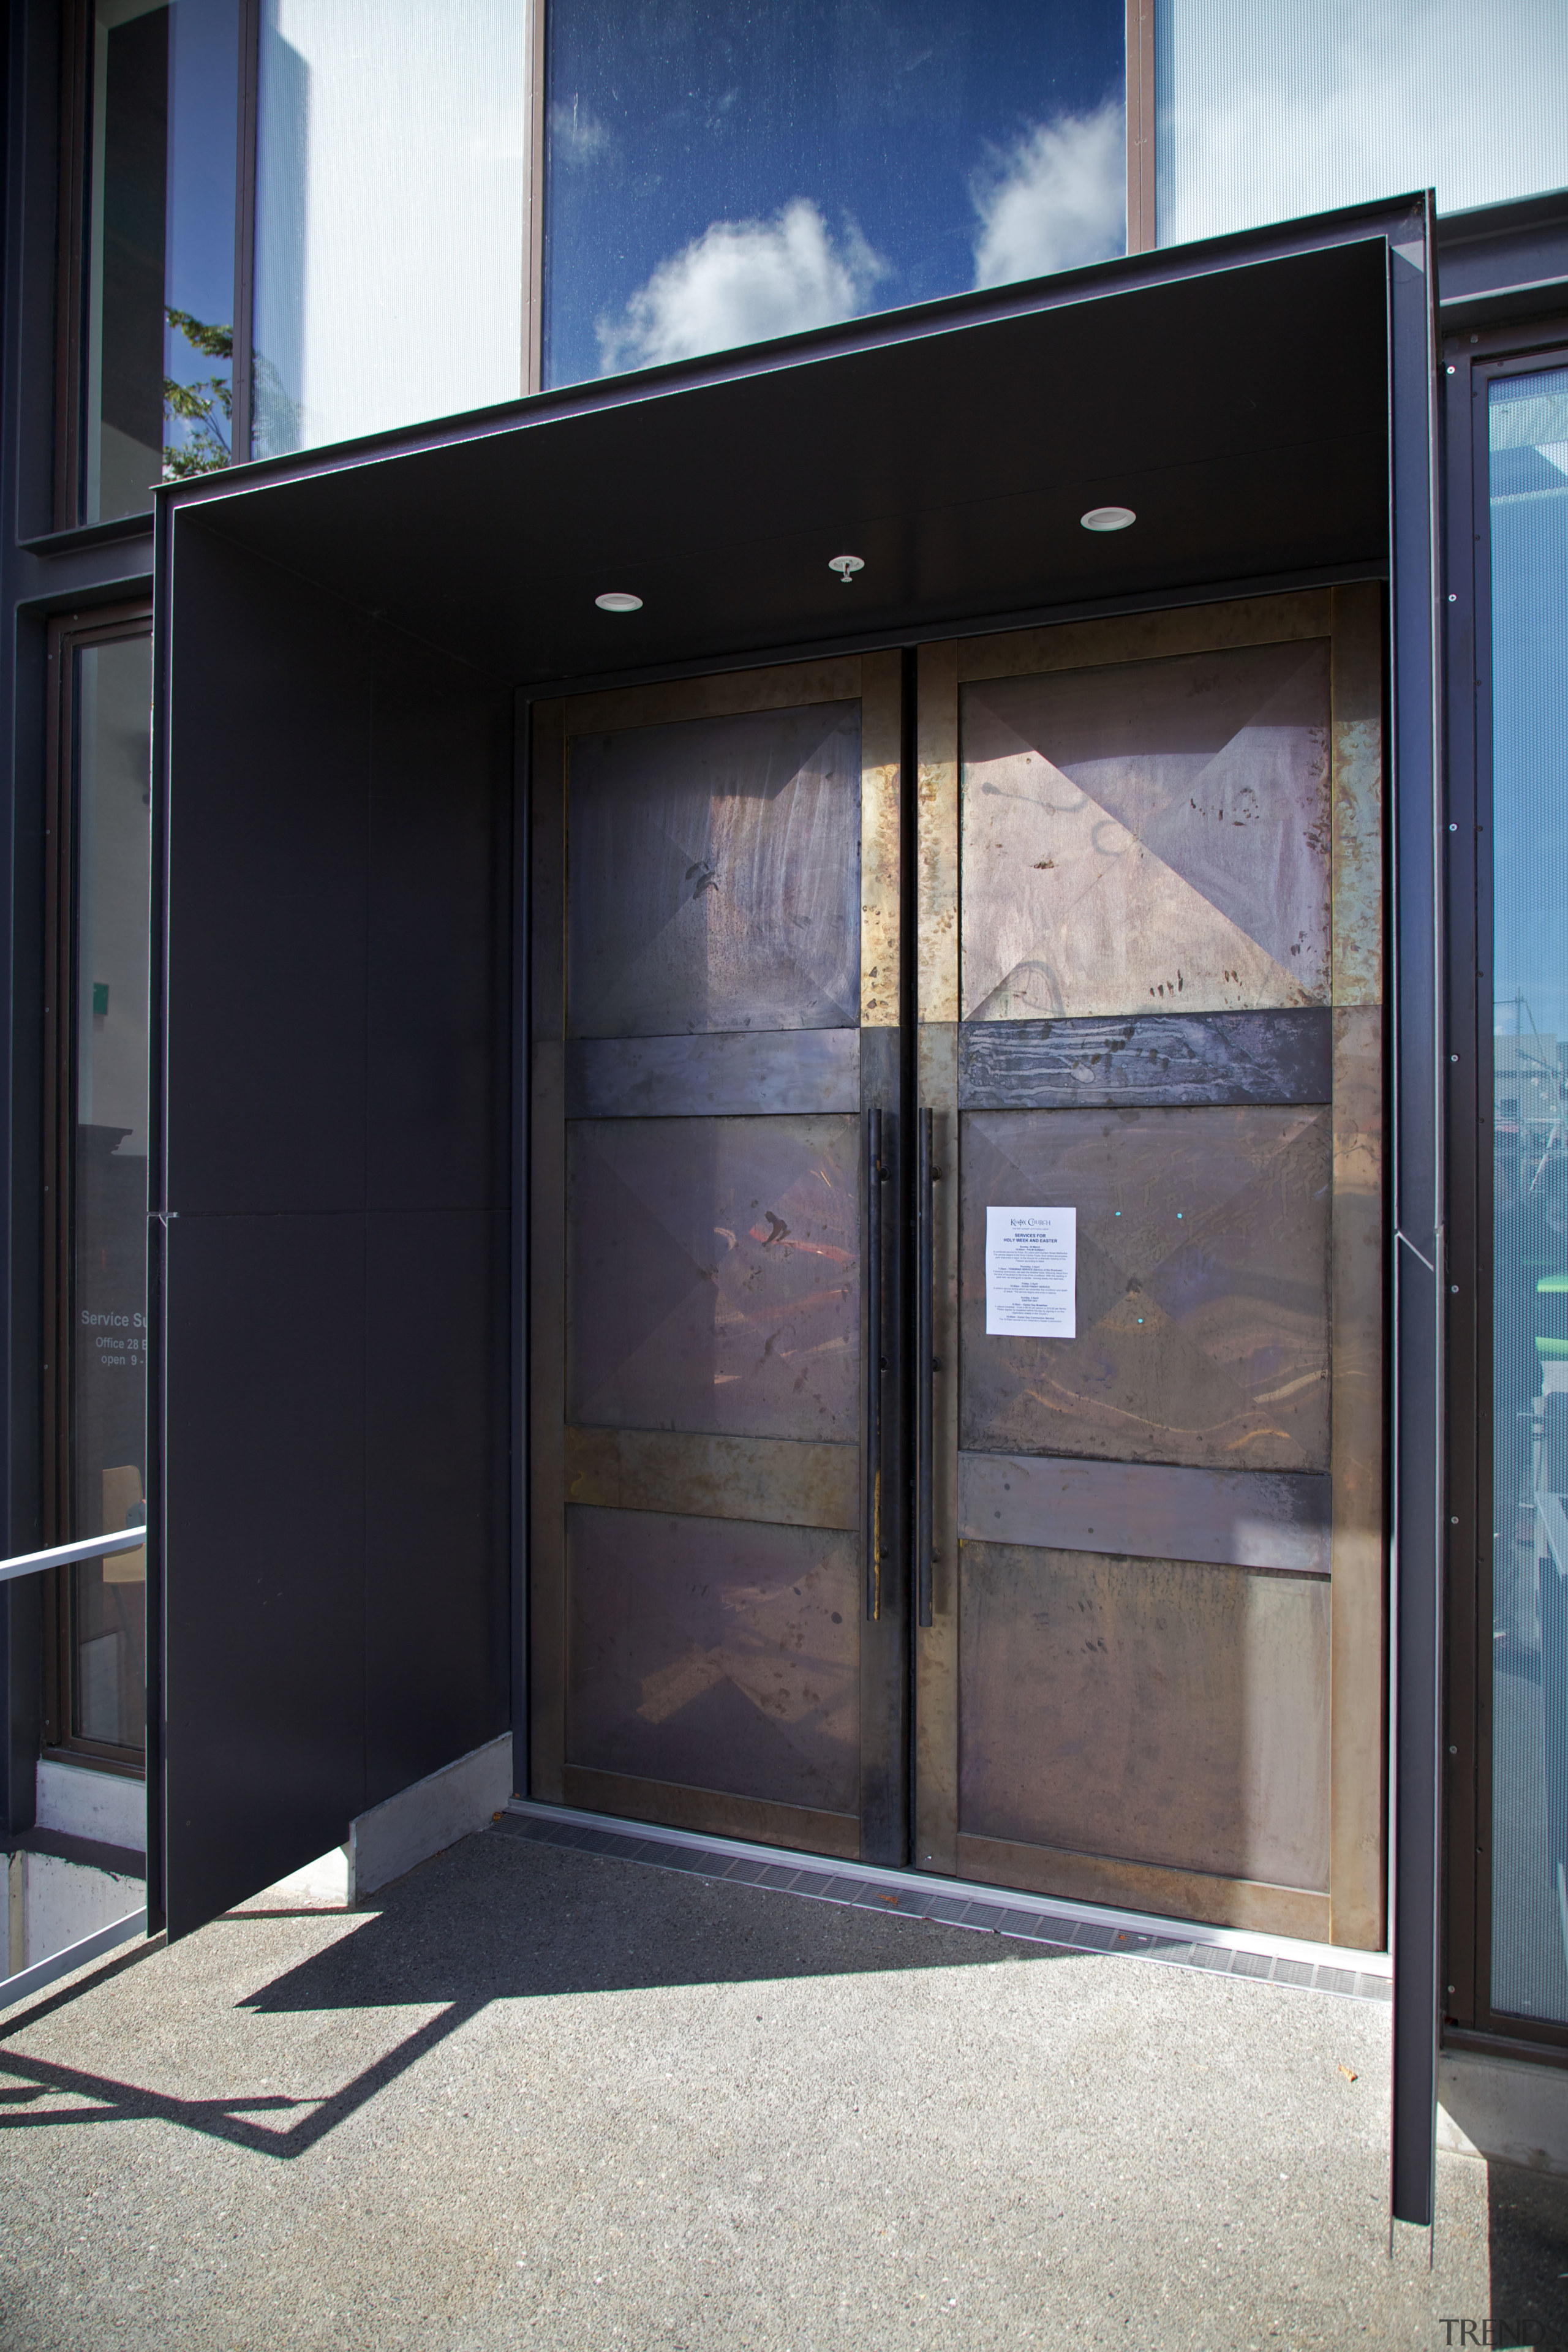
[985, 1206, 1076, 1338]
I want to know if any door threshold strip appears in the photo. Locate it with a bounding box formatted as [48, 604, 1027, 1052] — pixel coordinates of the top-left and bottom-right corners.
[503, 1800, 1391, 2004]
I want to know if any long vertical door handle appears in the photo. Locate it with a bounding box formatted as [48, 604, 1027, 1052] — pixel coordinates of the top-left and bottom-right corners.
[865, 1105, 884, 1622]
[916, 1107, 936, 1628]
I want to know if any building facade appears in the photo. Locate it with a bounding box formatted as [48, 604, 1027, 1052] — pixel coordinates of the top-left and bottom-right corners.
[1, 0, 1566, 2228]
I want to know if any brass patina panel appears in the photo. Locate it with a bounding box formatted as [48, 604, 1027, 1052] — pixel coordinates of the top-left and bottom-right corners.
[958, 1539, 1330, 1892]
[566, 1504, 859, 1817]
[564, 1425, 858, 1532]
[960, 1102, 1331, 1469]
[562, 1765, 861, 1860]
[954, 1831, 1331, 1942]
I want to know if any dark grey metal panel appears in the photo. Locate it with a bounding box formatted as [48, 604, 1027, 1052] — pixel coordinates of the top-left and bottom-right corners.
[1388, 206, 1444, 2232]
[162, 1212, 366, 1937]
[565, 1026, 860, 1119]
[368, 630, 513, 1212]
[165, 521, 371, 1215]
[958, 1450, 1332, 1575]
[156, 521, 514, 1939]
[958, 1008, 1332, 1109]
[363, 1208, 510, 1809]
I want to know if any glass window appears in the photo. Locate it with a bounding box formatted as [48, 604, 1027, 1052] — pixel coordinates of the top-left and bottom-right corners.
[55, 632, 154, 1758]
[1488, 364, 1568, 2025]
[252, 0, 530, 456]
[1156, 0, 1568, 249]
[543, 0, 1125, 391]
[82, 0, 240, 522]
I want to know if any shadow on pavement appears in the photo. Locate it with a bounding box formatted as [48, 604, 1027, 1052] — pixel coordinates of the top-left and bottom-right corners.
[1488, 2160, 1568, 2352]
[0, 1821, 1063, 2161]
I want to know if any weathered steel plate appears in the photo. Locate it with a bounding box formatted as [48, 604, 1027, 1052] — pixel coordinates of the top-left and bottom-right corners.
[565, 1504, 859, 1815]
[960, 1103, 1331, 1471]
[957, 1452, 1332, 1574]
[957, 1007, 1332, 1109]
[567, 701, 861, 1037]
[959, 639, 1331, 1022]
[565, 1026, 860, 1119]
[568, 1112, 859, 1442]
[565, 1424, 858, 1531]
[957, 1539, 1330, 1890]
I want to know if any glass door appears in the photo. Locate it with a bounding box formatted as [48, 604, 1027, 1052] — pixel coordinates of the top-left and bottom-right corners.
[913, 590, 1387, 1947]
[529, 655, 908, 1863]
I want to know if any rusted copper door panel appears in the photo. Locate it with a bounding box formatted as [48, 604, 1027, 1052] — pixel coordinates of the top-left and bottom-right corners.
[957, 1541, 1332, 1936]
[566, 1507, 859, 1818]
[567, 701, 862, 1036]
[915, 588, 1384, 1948]
[567, 1114, 861, 1440]
[959, 1103, 1332, 1470]
[532, 656, 905, 1864]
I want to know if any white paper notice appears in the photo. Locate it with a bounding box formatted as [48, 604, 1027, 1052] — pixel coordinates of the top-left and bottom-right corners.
[986, 1206, 1076, 1338]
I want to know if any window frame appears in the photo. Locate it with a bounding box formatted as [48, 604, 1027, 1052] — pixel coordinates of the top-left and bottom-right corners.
[52, 0, 255, 532]
[42, 601, 154, 1773]
[1444, 315, 1568, 2065]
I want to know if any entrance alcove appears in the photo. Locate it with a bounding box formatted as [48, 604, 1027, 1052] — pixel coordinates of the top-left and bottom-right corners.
[151, 209, 1427, 2067]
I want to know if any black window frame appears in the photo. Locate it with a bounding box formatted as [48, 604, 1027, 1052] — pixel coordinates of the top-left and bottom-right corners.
[1443, 309, 1568, 2067]
[41, 600, 154, 1774]
[51, 0, 255, 533]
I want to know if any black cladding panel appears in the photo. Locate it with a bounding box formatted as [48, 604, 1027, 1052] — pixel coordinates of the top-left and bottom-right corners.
[162, 1212, 366, 1931]
[367, 634, 513, 1214]
[363, 1208, 510, 1809]
[157, 518, 513, 1939]
[166, 524, 371, 1216]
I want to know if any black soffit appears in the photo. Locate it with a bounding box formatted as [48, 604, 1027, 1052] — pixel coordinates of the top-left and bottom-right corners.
[170, 220, 1393, 687]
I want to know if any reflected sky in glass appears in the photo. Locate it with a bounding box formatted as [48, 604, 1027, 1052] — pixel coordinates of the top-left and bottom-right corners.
[1488, 366, 1568, 2028]
[544, 0, 1125, 390]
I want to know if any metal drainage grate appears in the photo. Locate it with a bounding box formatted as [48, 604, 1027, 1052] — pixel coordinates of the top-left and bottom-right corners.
[502, 1803, 1392, 2006]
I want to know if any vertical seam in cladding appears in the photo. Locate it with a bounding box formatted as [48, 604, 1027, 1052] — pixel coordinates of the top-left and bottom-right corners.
[361, 626, 374, 1818]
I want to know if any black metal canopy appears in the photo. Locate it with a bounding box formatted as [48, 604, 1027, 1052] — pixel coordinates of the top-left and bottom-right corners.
[164, 209, 1395, 687]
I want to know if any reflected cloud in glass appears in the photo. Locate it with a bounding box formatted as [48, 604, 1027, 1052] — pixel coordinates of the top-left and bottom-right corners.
[546, 1, 1125, 388]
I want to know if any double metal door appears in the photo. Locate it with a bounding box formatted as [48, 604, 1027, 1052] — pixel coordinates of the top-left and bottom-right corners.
[530, 590, 1387, 1947]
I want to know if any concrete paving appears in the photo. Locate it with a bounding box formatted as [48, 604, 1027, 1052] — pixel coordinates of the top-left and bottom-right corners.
[0, 1818, 1563, 2351]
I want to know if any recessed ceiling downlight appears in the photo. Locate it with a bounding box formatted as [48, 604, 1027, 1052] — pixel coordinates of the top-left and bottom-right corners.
[1080, 505, 1136, 532]
[595, 590, 644, 612]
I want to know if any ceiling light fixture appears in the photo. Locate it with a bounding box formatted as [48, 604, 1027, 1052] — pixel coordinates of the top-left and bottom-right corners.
[828, 554, 865, 584]
[1080, 505, 1136, 532]
[595, 590, 643, 612]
